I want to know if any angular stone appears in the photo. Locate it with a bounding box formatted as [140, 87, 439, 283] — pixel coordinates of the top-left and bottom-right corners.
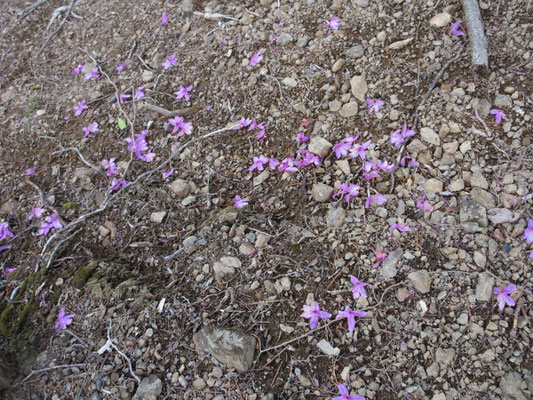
[336, 159, 351, 175]
[448, 178, 464, 192]
[312, 183, 333, 202]
[253, 170, 269, 186]
[424, 178, 443, 193]
[350, 75, 368, 101]
[282, 77, 297, 87]
[381, 250, 402, 279]
[331, 58, 345, 72]
[471, 170, 488, 189]
[475, 272, 494, 302]
[134, 376, 163, 400]
[339, 102, 358, 118]
[470, 187, 496, 209]
[317, 339, 340, 356]
[277, 33, 293, 46]
[430, 12, 452, 28]
[239, 242, 255, 255]
[169, 179, 190, 197]
[435, 347, 455, 367]
[500, 372, 527, 400]
[345, 45, 364, 59]
[193, 326, 256, 371]
[150, 211, 167, 224]
[326, 208, 345, 229]
[74, 167, 96, 179]
[408, 270, 431, 294]
[213, 257, 239, 280]
[308, 136, 332, 157]
[420, 127, 440, 146]
[459, 196, 488, 227]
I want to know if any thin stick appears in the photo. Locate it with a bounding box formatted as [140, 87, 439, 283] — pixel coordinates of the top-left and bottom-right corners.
[19, 363, 87, 384]
[193, 12, 238, 21]
[18, 0, 50, 20]
[141, 102, 203, 117]
[36, 0, 80, 58]
[50, 147, 106, 178]
[461, 0, 489, 67]
[106, 320, 141, 383]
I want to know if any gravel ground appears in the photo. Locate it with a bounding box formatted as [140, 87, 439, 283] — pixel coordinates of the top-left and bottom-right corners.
[0, 0, 532, 399]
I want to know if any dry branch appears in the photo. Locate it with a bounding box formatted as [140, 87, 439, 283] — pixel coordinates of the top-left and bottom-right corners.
[461, 0, 488, 68]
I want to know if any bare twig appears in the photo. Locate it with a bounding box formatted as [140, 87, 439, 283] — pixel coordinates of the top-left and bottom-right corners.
[105, 320, 141, 383]
[18, 0, 50, 20]
[193, 11, 238, 21]
[50, 147, 106, 178]
[141, 102, 203, 117]
[36, 0, 81, 58]
[19, 363, 87, 384]
[36, 122, 239, 272]
[461, 0, 489, 67]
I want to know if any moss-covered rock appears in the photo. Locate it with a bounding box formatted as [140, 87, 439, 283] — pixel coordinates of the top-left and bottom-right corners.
[72, 262, 97, 289]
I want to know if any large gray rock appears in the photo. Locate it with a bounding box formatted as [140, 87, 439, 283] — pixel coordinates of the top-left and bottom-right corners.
[308, 136, 332, 157]
[326, 208, 345, 229]
[460, 196, 488, 227]
[500, 372, 527, 400]
[169, 179, 190, 197]
[134, 375, 163, 400]
[350, 75, 368, 102]
[312, 183, 333, 202]
[408, 270, 432, 293]
[193, 326, 256, 371]
[381, 250, 402, 279]
[475, 272, 494, 302]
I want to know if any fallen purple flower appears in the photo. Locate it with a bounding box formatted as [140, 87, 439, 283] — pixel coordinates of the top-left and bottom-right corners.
[234, 195, 249, 208]
[494, 284, 515, 311]
[162, 53, 178, 70]
[366, 98, 384, 115]
[300, 301, 331, 329]
[450, 21, 465, 37]
[416, 199, 434, 213]
[160, 11, 169, 25]
[84, 67, 100, 80]
[175, 85, 193, 101]
[134, 85, 146, 100]
[390, 123, 415, 147]
[55, 307, 75, 330]
[72, 63, 84, 75]
[336, 306, 367, 332]
[249, 50, 263, 66]
[365, 193, 387, 209]
[82, 122, 99, 138]
[278, 157, 299, 173]
[323, 16, 341, 30]
[24, 167, 37, 176]
[333, 383, 365, 400]
[490, 109, 506, 125]
[269, 157, 280, 171]
[116, 62, 129, 74]
[390, 223, 411, 232]
[73, 99, 88, 116]
[109, 179, 130, 193]
[162, 168, 174, 179]
[373, 250, 387, 268]
[249, 155, 269, 172]
[523, 219, 533, 244]
[349, 140, 371, 161]
[0, 222, 14, 241]
[118, 93, 131, 104]
[333, 136, 357, 158]
[297, 133, 309, 145]
[28, 206, 45, 221]
[350, 275, 369, 300]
